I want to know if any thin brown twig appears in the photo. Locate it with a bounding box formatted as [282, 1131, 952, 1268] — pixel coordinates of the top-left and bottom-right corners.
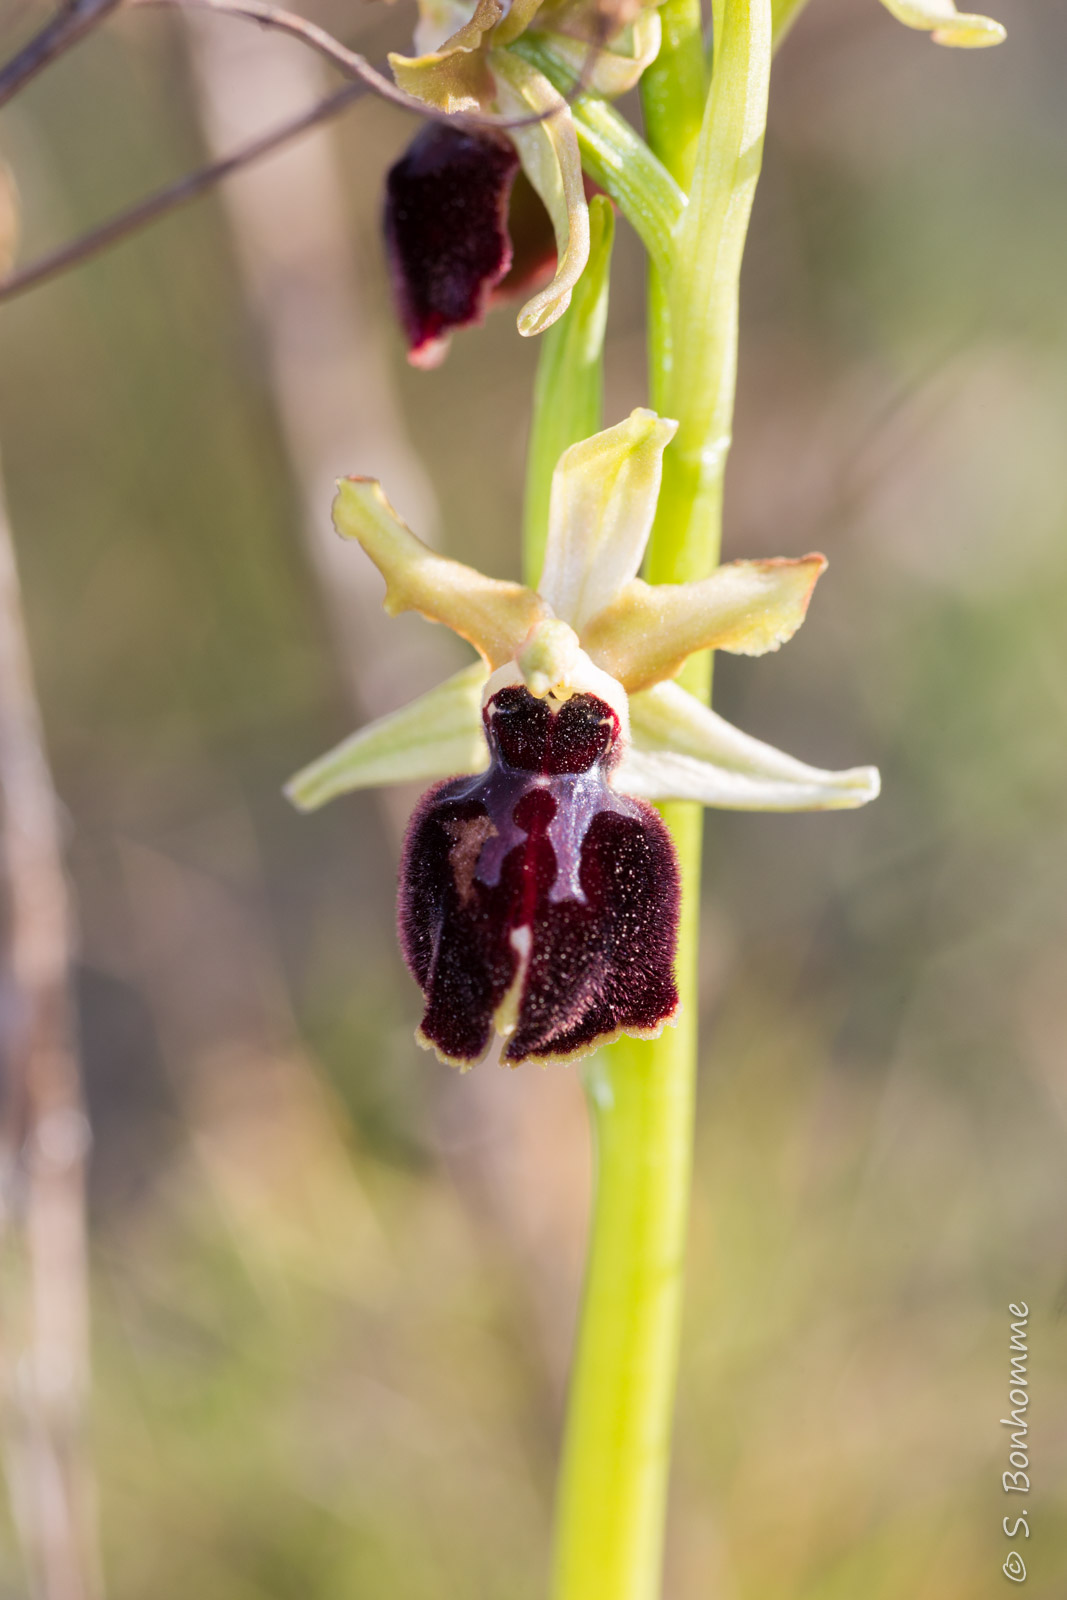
[134, 0, 607, 132]
[0, 0, 123, 112]
[1, 0, 602, 130]
[0, 79, 365, 303]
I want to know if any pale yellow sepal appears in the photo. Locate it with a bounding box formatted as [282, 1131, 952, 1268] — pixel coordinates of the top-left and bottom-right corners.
[582, 554, 826, 693]
[538, 409, 678, 630]
[389, 0, 501, 109]
[536, 9, 663, 96]
[878, 0, 1005, 46]
[286, 663, 489, 810]
[619, 680, 880, 809]
[333, 477, 546, 667]
[489, 50, 591, 337]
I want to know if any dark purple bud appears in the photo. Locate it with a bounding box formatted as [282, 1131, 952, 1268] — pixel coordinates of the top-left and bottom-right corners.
[398, 687, 680, 1067]
[384, 123, 520, 369]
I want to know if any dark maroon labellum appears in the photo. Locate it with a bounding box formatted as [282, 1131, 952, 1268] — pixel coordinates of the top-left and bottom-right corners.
[399, 687, 680, 1066]
[384, 124, 519, 368]
[383, 124, 556, 368]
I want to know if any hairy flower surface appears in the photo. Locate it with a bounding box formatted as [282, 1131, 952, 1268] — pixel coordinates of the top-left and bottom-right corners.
[383, 0, 660, 364]
[400, 687, 679, 1063]
[288, 411, 880, 1067]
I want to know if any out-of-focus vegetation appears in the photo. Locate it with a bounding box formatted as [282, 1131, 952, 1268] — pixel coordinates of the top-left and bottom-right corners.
[1, 0, 1066, 1593]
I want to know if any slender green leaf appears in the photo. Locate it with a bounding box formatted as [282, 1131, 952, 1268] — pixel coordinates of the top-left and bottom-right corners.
[522, 195, 614, 587]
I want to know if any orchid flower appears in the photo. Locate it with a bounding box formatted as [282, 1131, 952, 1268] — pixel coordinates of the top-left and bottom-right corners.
[288, 411, 879, 1068]
[383, 0, 1004, 370]
[383, 0, 662, 365]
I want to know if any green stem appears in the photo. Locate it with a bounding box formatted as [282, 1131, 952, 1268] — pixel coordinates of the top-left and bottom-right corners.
[640, 0, 708, 191]
[549, 808, 701, 1600]
[546, 5, 772, 1599]
[651, 0, 771, 583]
[640, 0, 707, 438]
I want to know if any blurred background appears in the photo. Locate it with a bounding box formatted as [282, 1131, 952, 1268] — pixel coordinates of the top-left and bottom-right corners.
[1, 0, 1066, 1593]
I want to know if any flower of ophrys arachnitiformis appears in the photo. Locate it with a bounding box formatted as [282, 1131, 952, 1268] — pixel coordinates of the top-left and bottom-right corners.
[288, 411, 880, 1069]
[383, 0, 661, 366]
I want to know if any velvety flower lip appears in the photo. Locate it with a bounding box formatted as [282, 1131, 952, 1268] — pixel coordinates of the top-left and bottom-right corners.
[384, 121, 595, 367]
[400, 686, 679, 1066]
[287, 410, 881, 1068]
[384, 123, 521, 369]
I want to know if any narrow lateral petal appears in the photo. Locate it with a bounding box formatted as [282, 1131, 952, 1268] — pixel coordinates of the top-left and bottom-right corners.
[384, 123, 519, 368]
[877, 0, 1005, 45]
[617, 681, 880, 810]
[334, 477, 546, 667]
[582, 554, 826, 692]
[489, 50, 591, 337]
[285, 663, 489, 811]
[537, 409, 678, 631]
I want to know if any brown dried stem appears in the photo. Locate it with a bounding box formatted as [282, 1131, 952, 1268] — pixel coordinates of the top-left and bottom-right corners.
[0, 461, 101, 1598]
[0, 0, 123, 112]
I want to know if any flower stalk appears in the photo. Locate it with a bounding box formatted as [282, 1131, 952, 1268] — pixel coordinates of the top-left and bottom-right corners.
[545, 4, 771, 1597]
